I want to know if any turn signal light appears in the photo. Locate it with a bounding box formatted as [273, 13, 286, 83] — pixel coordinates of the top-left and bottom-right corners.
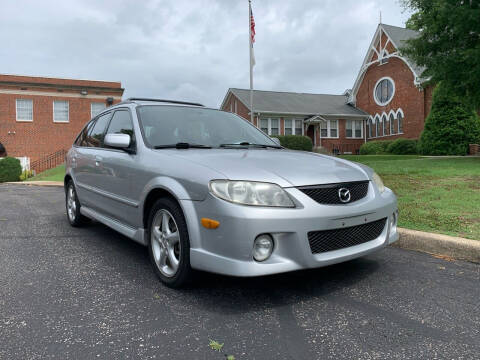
[201, 218, 220, 229]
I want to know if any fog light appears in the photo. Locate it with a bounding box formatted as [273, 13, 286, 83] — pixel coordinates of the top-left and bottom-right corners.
[253, 234, 274, 262]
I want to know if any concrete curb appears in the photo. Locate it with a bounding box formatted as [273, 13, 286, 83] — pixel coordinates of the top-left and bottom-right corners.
[393, 228, 480, 263]
[4, 181, 63, 187]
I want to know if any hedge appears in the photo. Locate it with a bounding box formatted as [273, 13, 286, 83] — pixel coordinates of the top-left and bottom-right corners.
[0, 157, 22, 183]
[359, 140, 394, 155]
[418, 83, 480, 155]
[387, 139, 418, 155]
[272, 135, 313, 151]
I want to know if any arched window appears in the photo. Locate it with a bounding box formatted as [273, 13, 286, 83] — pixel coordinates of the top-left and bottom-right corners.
[375, 118, 380, 137]
[398, 112, 404, 133]
[382, 115, 387, 136]
[368, 118, 373, 138]
[389, 113, 395, 134]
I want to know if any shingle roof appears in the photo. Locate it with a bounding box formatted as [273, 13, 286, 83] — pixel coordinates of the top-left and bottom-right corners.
[228, 88, 368, 117]
[381, 24, 426, 79]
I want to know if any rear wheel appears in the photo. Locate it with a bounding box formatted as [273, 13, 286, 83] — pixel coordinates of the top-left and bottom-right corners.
[65, 180, 88, 227]
[147, 198, 192, 288]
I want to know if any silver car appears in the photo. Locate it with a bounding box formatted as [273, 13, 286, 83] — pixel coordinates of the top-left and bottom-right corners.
[65, 98, 399, 287]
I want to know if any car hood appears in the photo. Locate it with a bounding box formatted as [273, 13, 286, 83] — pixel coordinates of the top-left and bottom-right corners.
[165, 149, 370, 187]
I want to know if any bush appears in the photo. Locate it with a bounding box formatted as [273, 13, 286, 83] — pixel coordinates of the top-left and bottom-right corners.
[0, 157, 22, 182]
[418, 83, 480, 155]
[19, 169, 34, 181]
[359, 140, 394, 155]
[387, 139, 418, 155]
[272, 135, 313, 151]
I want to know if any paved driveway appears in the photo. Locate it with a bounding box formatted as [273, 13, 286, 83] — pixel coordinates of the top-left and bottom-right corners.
[0, 184, 479, 359]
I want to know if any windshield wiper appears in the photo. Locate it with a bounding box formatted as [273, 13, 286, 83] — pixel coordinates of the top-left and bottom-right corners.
[219, 142, 282, 149]
[154, 142, 212, 149]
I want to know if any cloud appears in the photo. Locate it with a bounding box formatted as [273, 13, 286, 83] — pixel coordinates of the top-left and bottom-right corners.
[0, 0, 411, 107]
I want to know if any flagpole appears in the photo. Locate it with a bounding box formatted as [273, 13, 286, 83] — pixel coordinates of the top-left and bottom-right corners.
[249, 0, 254, 124]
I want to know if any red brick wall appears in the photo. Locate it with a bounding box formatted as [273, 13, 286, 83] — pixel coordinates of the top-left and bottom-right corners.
[319, 120, 364, 154]
[356, 57, 427, 140]
[0, 76, 123, 162]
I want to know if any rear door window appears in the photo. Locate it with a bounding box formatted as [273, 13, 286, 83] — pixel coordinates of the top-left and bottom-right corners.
[86, 112, 111, 147]
[75, 120, 94, 146]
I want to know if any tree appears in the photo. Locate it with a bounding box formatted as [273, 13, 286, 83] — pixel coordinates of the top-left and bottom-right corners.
[401, 0, 480, 107]
[418, 83, 480, 155]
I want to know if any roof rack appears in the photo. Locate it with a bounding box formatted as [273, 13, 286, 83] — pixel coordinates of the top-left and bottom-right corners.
[126, 98, 204, 107]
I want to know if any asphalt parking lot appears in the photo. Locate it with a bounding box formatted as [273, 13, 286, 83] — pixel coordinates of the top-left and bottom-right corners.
[0, 184, 479, 359]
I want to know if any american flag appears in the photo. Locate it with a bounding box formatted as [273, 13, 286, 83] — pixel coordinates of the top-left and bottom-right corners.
[250, 8, 255, 43]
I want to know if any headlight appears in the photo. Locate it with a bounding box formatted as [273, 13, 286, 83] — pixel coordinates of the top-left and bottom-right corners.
[209, 180, 295, 207]
[372, 172, 385, 193]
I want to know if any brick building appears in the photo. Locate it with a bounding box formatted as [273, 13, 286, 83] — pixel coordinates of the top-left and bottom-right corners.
[0, 74, 123, 168]
[220, 23, 431, 154]
[220, 88, 368, 154]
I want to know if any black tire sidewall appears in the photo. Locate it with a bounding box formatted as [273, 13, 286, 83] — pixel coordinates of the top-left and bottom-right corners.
[147, 197, 192, 288]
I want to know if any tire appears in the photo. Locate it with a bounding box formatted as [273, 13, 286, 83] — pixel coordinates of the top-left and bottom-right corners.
[65, 180, 88, 227]
[147, 197, 193, 288]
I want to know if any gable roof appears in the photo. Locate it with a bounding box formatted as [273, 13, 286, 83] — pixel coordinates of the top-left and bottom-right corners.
[222, 88, 368, 118]
[351, 23, 426, 101]
[381, 24, 425, 78]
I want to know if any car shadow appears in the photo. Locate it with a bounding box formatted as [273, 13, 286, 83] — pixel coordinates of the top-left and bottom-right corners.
[80, 220, 381, 314]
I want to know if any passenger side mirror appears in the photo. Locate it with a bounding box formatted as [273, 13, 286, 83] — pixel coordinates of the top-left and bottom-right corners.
[104, 133, 131, 149]
[271, 137, 281, 146]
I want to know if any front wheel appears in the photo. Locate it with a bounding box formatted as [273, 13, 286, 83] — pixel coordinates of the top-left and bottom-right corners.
[147, 198, 193, 288]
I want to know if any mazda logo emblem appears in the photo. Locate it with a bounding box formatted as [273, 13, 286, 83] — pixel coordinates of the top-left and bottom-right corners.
[338, 188, 351, 203]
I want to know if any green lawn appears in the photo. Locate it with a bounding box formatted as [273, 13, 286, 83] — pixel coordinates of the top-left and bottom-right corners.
[29, 164, 65, 182]
[340, 155, 480, 240]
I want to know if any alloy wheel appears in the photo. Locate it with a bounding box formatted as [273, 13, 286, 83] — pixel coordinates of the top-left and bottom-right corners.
[151, 209, 181, 278]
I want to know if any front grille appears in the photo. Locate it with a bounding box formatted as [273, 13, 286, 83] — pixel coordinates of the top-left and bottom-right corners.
[298, 181, 369, 205]
[308, 218, 387, 254]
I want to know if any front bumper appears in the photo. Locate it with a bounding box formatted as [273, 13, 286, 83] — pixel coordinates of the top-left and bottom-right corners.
[182, 183, 399, 277]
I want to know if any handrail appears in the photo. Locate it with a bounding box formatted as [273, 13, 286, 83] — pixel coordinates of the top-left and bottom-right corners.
[30, 149, 67, 174]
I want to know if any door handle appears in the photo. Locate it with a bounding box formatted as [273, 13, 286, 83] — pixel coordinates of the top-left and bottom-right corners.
[95, 155, 102, 167]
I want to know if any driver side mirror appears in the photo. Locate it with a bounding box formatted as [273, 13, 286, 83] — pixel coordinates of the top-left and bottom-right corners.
[271, 137, 281, 146]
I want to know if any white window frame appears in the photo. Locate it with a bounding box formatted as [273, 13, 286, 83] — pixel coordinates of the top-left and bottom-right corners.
[397, 108, 404, 134]
[283, 118, 304, 136]
[373, 76, 395, 106]
[16, 99, 33, 122]
[53, 100, 69, 123]
[91, 102, 106, 119]
[259, 117, 280, 136]
[346, 119, 363, 139]
[319, 120, 339, 139]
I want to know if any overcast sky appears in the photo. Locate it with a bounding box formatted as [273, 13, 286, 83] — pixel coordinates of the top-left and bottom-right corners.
[0, 0, 411, 107]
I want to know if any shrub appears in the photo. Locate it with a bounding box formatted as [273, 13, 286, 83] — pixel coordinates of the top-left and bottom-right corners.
[0, 157, 22, 182]
[418, 83, 480, 155]
[359, 140, 394, 155]
[19, 169, 34, 181]
[272, 135, 313, 151]
[387, 139, 418, 155]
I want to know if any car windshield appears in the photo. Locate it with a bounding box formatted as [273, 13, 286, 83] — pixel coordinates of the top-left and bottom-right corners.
[137, 105, 279, 148]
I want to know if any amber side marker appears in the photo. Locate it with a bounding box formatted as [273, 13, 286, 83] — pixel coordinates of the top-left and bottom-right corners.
[201, 218, 220, 229]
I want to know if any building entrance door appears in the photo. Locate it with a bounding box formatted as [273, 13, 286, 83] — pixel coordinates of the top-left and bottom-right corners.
[306, 125, 315, 146]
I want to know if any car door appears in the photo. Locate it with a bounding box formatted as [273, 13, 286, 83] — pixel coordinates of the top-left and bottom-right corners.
[92, 109, 138, 226]
[76, 111, 112, 209]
